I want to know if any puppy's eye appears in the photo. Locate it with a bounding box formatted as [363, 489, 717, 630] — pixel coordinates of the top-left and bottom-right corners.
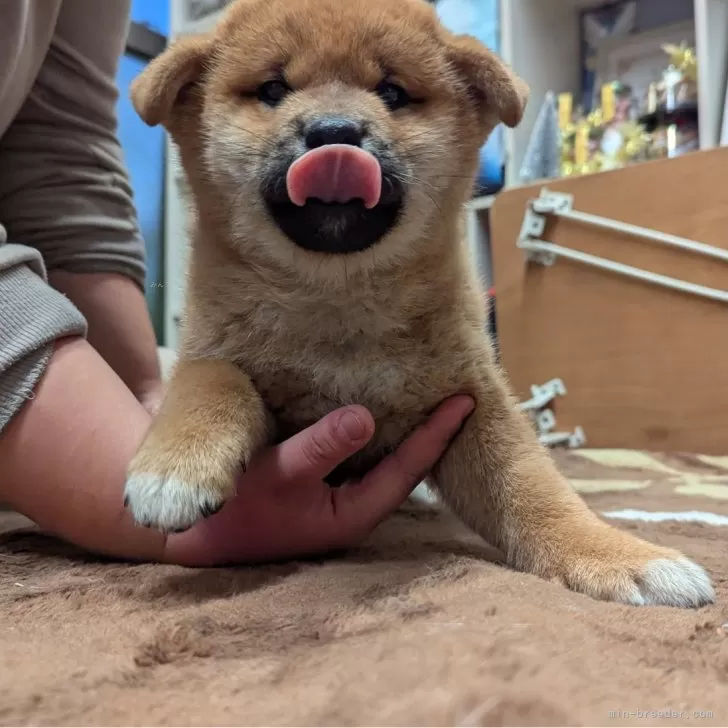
[375, 81, 411, 111]
[257, 80, 291, 107]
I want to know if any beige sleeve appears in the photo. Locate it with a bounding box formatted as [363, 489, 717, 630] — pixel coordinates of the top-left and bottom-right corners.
[0, 0, 146, 290]
[0, 0, 145, 433]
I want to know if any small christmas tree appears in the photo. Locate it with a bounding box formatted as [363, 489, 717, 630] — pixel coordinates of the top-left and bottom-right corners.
[519, 91, 561, 184]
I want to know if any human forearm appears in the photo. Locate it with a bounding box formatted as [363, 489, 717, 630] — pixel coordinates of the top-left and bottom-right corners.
[49, 270, 162, 403]
[0, 336, 167, 561]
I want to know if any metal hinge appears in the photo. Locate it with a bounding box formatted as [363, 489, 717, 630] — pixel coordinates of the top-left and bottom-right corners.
[517, 378, 566, 412]
[534, 408, 586, 449]
[517, 377, 585, 449]
[518, 188, 728, 304]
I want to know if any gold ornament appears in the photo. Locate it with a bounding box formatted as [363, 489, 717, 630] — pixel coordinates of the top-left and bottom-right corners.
[662, 42, 697, 83]
[616, 120, 651, 164]
[581, 151, 605, 175]
[586, 107, 604, 129]
[561, 160, 576, 177]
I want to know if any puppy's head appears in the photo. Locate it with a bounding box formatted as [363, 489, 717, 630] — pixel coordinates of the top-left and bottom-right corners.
[132, 0, 527, 269]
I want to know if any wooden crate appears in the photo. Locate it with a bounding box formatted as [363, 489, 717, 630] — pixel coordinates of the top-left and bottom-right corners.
[489, 148, 728, 454]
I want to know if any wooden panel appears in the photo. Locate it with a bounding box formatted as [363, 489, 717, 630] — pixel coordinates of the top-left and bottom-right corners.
[489, 148, 728, 454]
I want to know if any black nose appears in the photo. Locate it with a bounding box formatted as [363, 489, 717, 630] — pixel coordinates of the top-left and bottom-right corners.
[304, 117, 364, 148]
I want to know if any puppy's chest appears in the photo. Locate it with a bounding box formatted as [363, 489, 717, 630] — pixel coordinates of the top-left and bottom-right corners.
[225, 303, 445, 435]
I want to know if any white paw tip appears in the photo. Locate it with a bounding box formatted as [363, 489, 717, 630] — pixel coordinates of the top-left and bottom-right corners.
[638, 558, 715, 608]
[124, 473, 223, 533]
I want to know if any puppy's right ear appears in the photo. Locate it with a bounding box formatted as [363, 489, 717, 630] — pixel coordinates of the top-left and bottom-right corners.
[130, 35, 214, 127]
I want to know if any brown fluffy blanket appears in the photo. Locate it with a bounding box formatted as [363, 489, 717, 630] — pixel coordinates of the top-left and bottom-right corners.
[1, 448, 727, 726]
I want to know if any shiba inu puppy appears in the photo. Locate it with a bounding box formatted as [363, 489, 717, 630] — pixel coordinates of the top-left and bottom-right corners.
[125, 0, 713, 608]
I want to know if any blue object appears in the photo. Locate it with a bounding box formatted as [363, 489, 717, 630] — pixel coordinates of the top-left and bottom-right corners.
[129, 0, 169, 36]
[113, 0, 170, 341]
[435, 0, 504, 194]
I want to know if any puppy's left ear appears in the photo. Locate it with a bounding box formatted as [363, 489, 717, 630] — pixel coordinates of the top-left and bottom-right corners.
[445, 34, 529, 129]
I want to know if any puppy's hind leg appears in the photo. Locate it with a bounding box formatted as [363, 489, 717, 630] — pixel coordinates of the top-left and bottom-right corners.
[429, 365, 714, 608]
[124, 358, 268, 533]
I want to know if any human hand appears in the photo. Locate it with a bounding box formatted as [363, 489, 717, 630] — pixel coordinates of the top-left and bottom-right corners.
[164, 395, 475, 566]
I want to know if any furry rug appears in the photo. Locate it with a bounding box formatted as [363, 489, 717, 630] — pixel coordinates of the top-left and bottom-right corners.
[1, 448, 726, 726]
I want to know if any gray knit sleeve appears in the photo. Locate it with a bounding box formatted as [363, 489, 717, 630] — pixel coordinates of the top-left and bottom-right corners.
[0, 240, 87, 433]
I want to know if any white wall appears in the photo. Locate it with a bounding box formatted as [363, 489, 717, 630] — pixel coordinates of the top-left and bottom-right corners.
[500, 0, 583, 185]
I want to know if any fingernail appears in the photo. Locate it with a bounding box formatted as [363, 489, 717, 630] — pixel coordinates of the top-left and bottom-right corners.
[453, 395, 475, 415]
[339, 409, 366, 441]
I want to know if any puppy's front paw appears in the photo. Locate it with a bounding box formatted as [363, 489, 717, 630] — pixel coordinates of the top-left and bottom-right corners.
[546, 529, 714, 608]
[123, 356, 269, 533]
[124, 439, 244, 534]
[124, 471, 229, 534]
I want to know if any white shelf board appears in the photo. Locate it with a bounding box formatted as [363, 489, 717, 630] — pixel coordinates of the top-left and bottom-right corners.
[499, 0, 583, 186]
[695, 0, 728, 148]
[162, 138, 190, 350]
[467, 195, 497, 212]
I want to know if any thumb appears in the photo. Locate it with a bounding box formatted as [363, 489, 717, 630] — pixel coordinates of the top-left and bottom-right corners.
[141, 389, 163, 417]
[270, 406, 375, 482]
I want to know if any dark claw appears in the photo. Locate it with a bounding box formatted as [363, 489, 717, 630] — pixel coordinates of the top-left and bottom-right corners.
[201, 502, 224, 519]
[170, 526, 192, 534]
[123, 494, 129, 507]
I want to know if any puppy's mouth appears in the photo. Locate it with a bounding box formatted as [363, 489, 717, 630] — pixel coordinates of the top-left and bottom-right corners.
[262, 144, 404, 254]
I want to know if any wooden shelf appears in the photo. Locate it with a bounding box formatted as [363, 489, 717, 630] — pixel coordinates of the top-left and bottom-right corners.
[499, 0, 728, 186]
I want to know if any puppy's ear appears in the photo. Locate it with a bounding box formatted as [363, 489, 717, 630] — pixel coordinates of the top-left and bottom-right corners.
[446, 34, 529, 128]
[130, 35, 214, 127]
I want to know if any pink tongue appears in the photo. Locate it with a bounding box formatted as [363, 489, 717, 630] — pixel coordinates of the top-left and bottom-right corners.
[286, 144, 382, 209]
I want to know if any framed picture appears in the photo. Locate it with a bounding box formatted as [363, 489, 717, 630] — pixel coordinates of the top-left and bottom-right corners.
[579, 0, 694, 111]
[581, 1, 638, 110]
[593, 20, 695, 111]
